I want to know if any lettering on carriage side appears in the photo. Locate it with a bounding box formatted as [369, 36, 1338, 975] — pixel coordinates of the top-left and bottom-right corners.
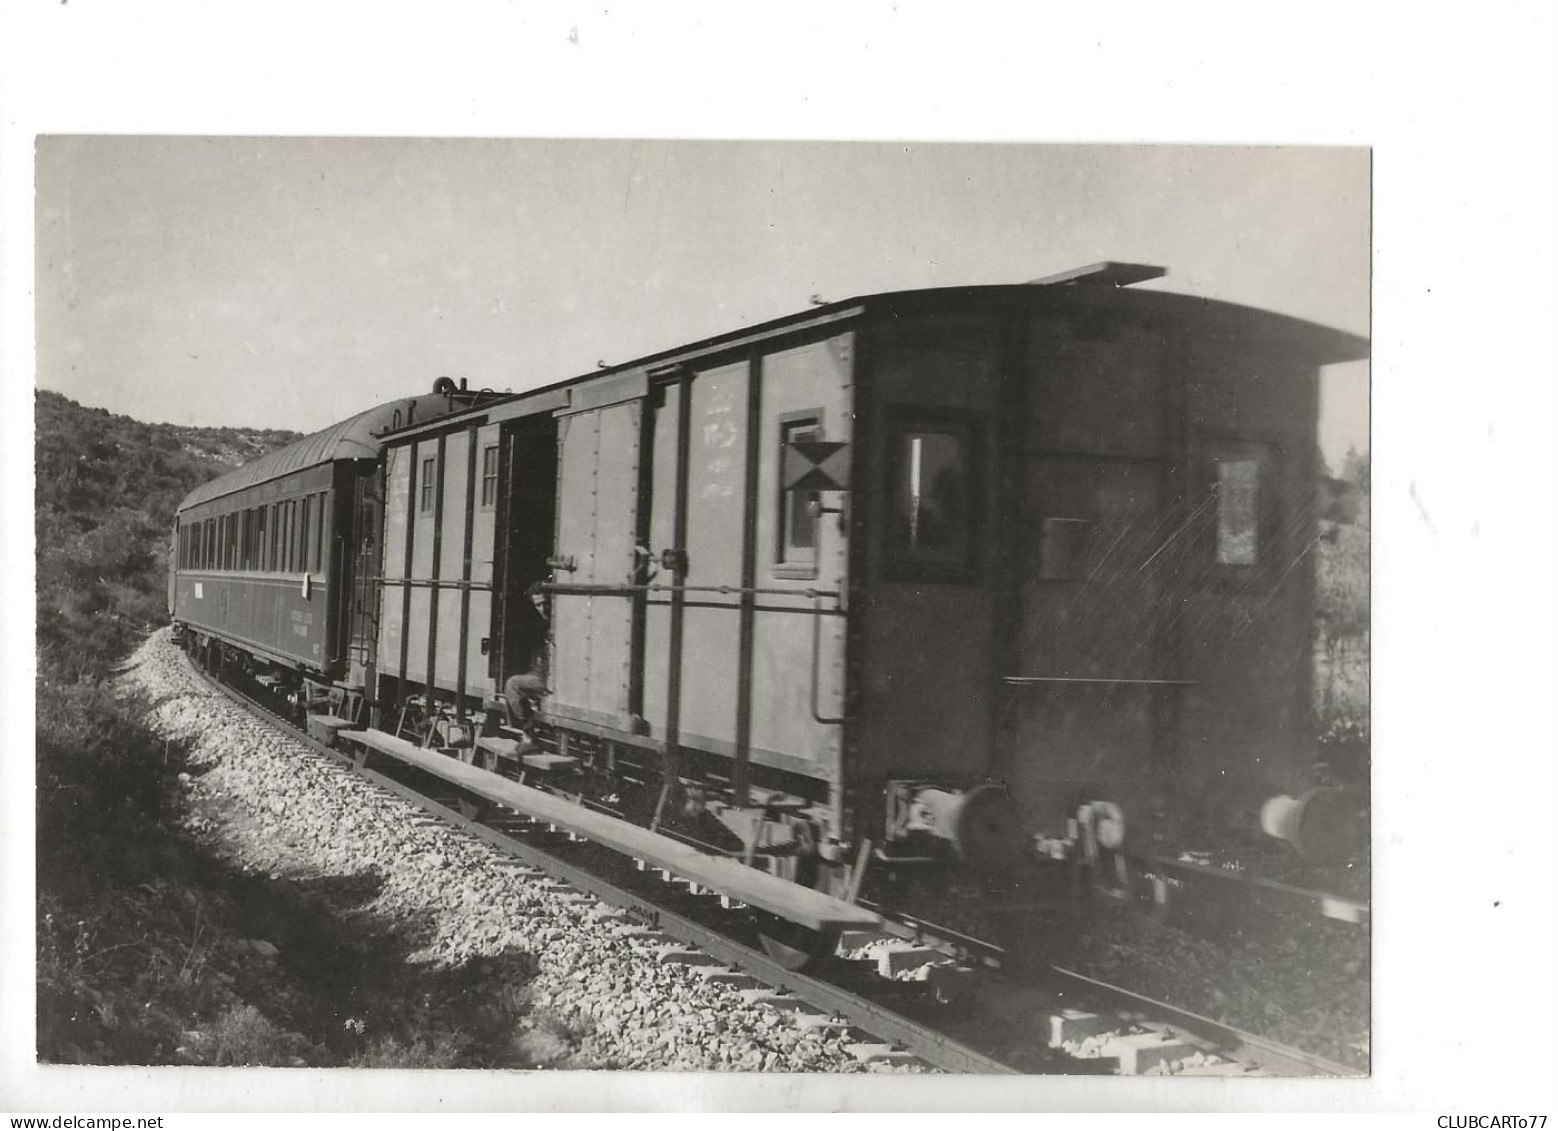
[700, 383, 741, 497]
[702, 419, 739, 449]
[290, 609, 314, 638]
[704, 385, 738, 416]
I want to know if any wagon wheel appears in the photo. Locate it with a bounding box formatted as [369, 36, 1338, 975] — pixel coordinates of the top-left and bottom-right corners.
[949, 783, 1029, 873]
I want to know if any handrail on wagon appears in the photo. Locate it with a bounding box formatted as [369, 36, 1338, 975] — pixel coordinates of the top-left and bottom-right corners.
[530, 581, 844, 602]
[809, 591, 845, 726]
[1003, 676, 1199, 687]
[531, 582, 848, 726]
[376, 576, 494, 591]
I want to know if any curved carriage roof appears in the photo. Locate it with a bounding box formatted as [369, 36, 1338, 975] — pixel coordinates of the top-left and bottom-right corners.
[839, 282, 1371, 365]
[177, 392, 455, 513]
[531, 278, 1369, 395]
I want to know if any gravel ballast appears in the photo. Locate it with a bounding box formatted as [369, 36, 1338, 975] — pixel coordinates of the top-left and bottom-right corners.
[124, 630, 900, 1072]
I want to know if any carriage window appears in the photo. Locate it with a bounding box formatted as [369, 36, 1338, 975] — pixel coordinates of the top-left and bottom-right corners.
[1215, 459, 1261, 566]
[313, 492, 326, 572]
[480, 445, 499, 508]
[420, 456, 437, 513]
[778, 417, 821, 569]
[300, 496, 312, 573]
[890, 420, 976, 572]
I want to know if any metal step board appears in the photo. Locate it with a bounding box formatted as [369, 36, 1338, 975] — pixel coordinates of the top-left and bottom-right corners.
[339, 727, 880, 934]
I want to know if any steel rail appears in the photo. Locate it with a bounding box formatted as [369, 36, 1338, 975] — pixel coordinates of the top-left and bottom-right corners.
[194, 661, 1018, 1074]
[862, 900, 1360, 1076]
[1040, 966, 1361, 1078]
[1141, 853, 1370, 926]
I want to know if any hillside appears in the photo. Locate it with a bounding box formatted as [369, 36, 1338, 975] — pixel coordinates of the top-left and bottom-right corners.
[35, 389, 302, 681]
[34, 391, 306, 1063]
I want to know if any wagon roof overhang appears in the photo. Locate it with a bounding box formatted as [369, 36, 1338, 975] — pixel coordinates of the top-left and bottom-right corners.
[844, 283, 1370, 366]
[554, 281, 1367, 389]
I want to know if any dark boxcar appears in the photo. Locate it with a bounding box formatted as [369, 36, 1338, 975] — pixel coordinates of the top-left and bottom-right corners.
[848, 282, 1365, 843]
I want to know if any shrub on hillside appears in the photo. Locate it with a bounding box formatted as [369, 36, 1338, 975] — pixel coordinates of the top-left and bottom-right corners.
[35, 678, 187, 897]
[34, 389, 300, 682]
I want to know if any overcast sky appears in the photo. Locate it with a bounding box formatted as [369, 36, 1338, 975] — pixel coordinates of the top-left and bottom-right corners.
[36, 138, 1369, 466]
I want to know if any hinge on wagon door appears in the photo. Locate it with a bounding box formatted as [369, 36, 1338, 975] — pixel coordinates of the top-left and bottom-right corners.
[546, 554, 578, 573]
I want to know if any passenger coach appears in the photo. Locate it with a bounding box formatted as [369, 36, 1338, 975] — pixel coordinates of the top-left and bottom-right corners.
[170, 385, 501, 693]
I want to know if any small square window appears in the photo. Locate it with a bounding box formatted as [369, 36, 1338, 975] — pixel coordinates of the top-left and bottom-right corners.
[1215, 458, 1261, 566]
[420, 457, 437, 513]
[888, 418, 978, 574]
[480, 445, 499, 508]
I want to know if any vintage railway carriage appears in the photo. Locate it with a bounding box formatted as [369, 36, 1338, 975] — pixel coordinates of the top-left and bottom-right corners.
[171, 385, 497, 691]
[370, 266, 1368, 881]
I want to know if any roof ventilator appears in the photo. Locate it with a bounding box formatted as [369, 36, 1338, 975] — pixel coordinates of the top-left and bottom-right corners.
[1025, 261, 1166, 287]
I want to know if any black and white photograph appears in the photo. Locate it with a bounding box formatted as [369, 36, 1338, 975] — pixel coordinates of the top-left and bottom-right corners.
[28, 135, 1372, 1079]
[3, 2, 1553, 1120]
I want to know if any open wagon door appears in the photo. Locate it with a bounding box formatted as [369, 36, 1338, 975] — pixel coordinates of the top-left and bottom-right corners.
[490, 414, 559, 693]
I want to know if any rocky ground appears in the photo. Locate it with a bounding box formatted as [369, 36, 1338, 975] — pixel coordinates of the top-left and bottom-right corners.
[124, 630, 900, 1072]
[109, 628, 1366, 1074]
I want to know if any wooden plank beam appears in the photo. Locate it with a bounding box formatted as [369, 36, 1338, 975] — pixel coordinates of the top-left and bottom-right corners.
[340, 728, 880, 933]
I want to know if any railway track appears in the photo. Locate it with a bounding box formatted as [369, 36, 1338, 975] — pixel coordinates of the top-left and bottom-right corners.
[188, 652, 1360, 1077]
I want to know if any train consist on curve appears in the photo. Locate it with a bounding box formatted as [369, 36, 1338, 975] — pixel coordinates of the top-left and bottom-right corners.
[169, 264, 1369, 950]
